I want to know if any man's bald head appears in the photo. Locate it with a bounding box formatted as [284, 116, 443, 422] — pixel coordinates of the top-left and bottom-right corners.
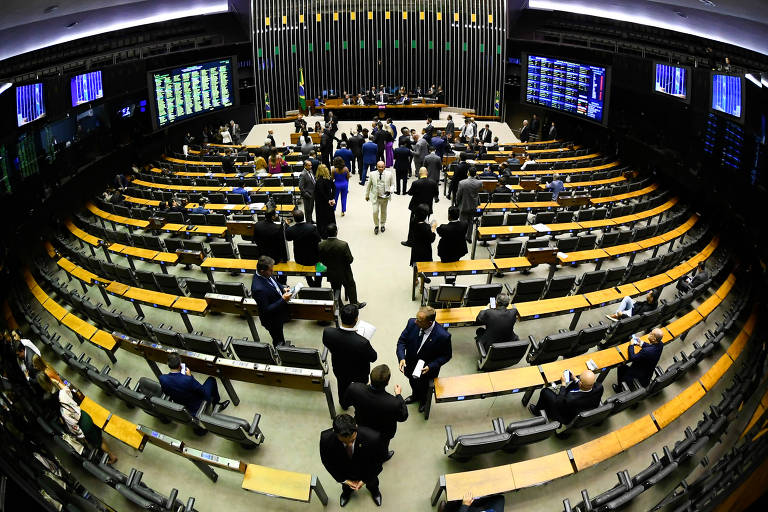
[650, 328, 664, 344]
[578, 370, 596, 391]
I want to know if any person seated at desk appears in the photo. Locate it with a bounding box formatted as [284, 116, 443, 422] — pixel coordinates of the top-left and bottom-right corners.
[315, 96, 325, 108]
[606, 289, 659, 322]
[485, 136, 500, 152]
[268, 153, 287, 174]
[492, 176, 511, 197]
[474, 292, 519, 351]
[528, 370, 603, 425]
[342, 93, 354, 105]
[615, 328, 664, 392]
[436, 206, 469, 268]
[188, 197, 211, 215]
[396, 93, 410, 104]
[159, 353, 230, 414]
[250, 255, 292, 346]
[231, 182, 251, 203]
[294, 113, 307, 133]
[478, 166, 497, 179]
[676, 262, 709, 294]
[545, 173, 565, 200]
[439, 491, 505, 512]
[376, 88, 389, 104]
[168, 198, 187, 215]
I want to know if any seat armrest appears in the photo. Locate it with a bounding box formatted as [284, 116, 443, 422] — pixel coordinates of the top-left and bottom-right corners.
[218, 337, 233, 356]
[184, 497, 196, 512]
[320, 345, 329, 363]
[165, 488, 179, 510]
[528, 335, 539, 350]
[197, 400, 212, 417]
[101, 365, 112, 375]
[123, 377, 132, 388]
[126, 469, 140, 488]
[444, 425, 455, 448]
[249, 413, 262, 436]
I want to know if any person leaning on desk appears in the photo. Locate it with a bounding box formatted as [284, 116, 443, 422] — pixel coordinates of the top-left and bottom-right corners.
[439, 491, 505, 512]
[250, 255, 292, 347]
[614, 328, 664, 393]
[527, 370, 603, 425]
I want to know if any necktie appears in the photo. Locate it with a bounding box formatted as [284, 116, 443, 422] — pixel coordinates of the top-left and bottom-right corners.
[346, 443, 354, 458]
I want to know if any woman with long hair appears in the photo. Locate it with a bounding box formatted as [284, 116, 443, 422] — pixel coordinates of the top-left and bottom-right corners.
[384, 124, 395, 167]
[332, 156, 351, 217]
[268, 153, 287, 174]
[253, 156, 268, 172]
[314, 164, 336, 237]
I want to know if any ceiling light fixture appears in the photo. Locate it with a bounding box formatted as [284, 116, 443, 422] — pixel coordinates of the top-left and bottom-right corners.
[0, 83, 11, 96]
[65, 21, 79, 28]
[674, 9, 687, 19]
[761, 74, 768, 88]
[44, 5, 59, 14]
[698, 0, 716, 7]
[745, 73, 763, 88]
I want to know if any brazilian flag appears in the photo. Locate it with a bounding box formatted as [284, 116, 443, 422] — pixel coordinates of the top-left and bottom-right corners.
[494, 90, 500, 116]
[265, 92, 272, 118]
[298, 67, 307, 112]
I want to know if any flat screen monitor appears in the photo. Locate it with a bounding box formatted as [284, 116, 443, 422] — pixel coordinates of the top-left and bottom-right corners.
[16, 83, 46, 127]
[435, 285, 467, 303]
[523, 54, 609, 124]
[149, 57, 236, 129]
[71, 70, 103, 107]
[710, 73, 744, 121]
[653, 62, 690, 103]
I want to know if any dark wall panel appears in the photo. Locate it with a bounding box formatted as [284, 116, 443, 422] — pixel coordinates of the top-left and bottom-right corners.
[252, 0, 506, 118]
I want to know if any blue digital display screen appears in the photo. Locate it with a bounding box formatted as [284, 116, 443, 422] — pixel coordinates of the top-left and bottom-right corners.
[525, 55, 607, 123]
[654, 63, 688, 101]
[711, 74, 743, 119]
[71, 71, 104, 107]
[16, 83, 46, 127]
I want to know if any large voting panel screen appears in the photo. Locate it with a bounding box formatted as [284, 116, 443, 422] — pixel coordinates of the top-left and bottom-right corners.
[524, 54, 608, 124]
[710, 73, 744, 121]
[653, 62, 690, 103]
[16, 83, 46, 127]
[149, 58, 235, 129]
[71, 71, 104, 107]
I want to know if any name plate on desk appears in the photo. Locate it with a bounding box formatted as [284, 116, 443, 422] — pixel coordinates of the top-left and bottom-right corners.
[557, 195, 590, 207]
[525, 247, 559, 265]
[519, 179, 541, 190]
[226, 220, 256, 237]
[288, 300, 335, 322]
[205, 293, 246, 314]
[182, 447, 245, 472]
[217, 359, 257, 370]
[137, 425, 183, 451]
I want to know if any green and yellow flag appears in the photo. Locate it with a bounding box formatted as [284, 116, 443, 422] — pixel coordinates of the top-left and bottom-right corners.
[494, 90, 500, 116]
[298, 67, 307, 112]
[264, 92, 272, 118]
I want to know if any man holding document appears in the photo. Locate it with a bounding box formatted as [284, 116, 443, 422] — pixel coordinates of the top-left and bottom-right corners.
[396, 306, 452, 413]
[527, 369, 603, 425]
[323, 304, 378, 410]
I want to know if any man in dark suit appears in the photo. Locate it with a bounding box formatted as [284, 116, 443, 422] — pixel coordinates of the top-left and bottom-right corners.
[474, 292, 519, 351]
[347, 131, 364, 175]
[423, 118, 435, 141]
[519, 120, 530, 143]
[221, 149, 235, 173]
[298, 160, 316, 223]
[393, 143, 412, 194]
[478, 124, 492, 144]
[530, 114, 541, 141]
[548, 121, 557, 140]
[159, 353, 229, 414]
[256, 140, 272, 161]
[436, 206, 469, 265]
[445, 115, 455, 142]
[323, 304, 377, 409]
[676, 262, 709, 294]
[528, 370, 603, 425]
[439, 492, 505, 512]
[253, 209, 288, 281]
[334, 142, 354, 172]
[318, 223, 366, 309]
[320, 414, 386, 507]
[250, 255, 292, 346]
[361, 136, 379, 185]
[423, 146, 442, 184]
[285, 209, 322, 286]
[320, 129, 333, 167]
[401, 169, 439, 247]
[396, 306, 452, 412]
[448, 155, 469, 202]
[345, 364, 408, 459]
[456, 167, 483, 242]
[615, 328, 664, 391]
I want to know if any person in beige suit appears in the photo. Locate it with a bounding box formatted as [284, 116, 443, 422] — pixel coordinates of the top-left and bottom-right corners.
[365, 161, 396, 235]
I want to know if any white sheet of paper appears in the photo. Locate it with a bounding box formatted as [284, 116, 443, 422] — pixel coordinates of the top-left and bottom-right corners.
[489, 297, 496, 309]
[412, 359, 425, 379]
[532, 223, 550, 233]
[356, 320, 377, 341]
[586, 359, 598, 371]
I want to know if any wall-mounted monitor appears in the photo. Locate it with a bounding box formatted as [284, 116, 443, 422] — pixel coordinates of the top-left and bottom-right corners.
[16, 83, 46, 127]
[71, 71, 104, 107]
[710, 73, 744, 121]
[523, 54, 610, 124]
[653, 62, 690, 103]
[148, 57, 236, 129]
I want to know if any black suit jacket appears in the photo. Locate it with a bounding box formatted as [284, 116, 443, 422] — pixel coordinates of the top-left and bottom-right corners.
[450, 162, 469, 189]
[554, 382, 604, 425]
[519, 125, 530, 143]
[407, 178, 439, 212]
[394, 146, 412, 176]
[250, 274, 289, 328]
[624, 342, 663, 387]
[475, 307, 519, 350]
[253, 220, 288, 262]
[436, 221, 469, 262]
[479, 128, 492, 143]
[396, 319, 452, 380]
[221, 156, 235, 172]
[318, 237, 354, 283]
[285, 221, 321, 266]
[344, 383, 408, 439]
[322, 327, 377, 384]
[347, 135, 364, 156]
[319, 426, 385, 483]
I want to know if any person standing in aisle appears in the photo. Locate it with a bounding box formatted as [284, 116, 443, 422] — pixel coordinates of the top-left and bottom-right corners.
[365, 161, 395, 235]
[332, 157, 351, 217]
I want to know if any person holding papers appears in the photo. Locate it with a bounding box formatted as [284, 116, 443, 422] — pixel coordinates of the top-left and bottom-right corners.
[322, 304, 378, 410]
[615, 328, 664, 392]
[396, 306, 452, 413]
[527, 369, 603, 425]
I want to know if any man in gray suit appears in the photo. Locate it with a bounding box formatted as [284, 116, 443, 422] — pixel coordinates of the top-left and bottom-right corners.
[455, 167, 482, 242]
[411, 134, 428, 176]
[299, 160, 316, 223]
[423, 146, 442, 184]
[474, 292, 518, 351]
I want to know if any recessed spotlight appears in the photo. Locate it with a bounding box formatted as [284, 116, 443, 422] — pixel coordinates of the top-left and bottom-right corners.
[44, 5, 59, 14]
[674, 9, 687, 18]
[698, 0, 716, 7]
[65, 21, 79, 28]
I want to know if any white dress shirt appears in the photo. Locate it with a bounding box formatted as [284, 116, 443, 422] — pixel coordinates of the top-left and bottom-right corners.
[417, 322, 435, 353]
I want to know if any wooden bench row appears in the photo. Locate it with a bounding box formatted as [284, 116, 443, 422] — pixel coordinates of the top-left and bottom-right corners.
[433, 302, 756, 503]
[132, 178, 299, 195]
